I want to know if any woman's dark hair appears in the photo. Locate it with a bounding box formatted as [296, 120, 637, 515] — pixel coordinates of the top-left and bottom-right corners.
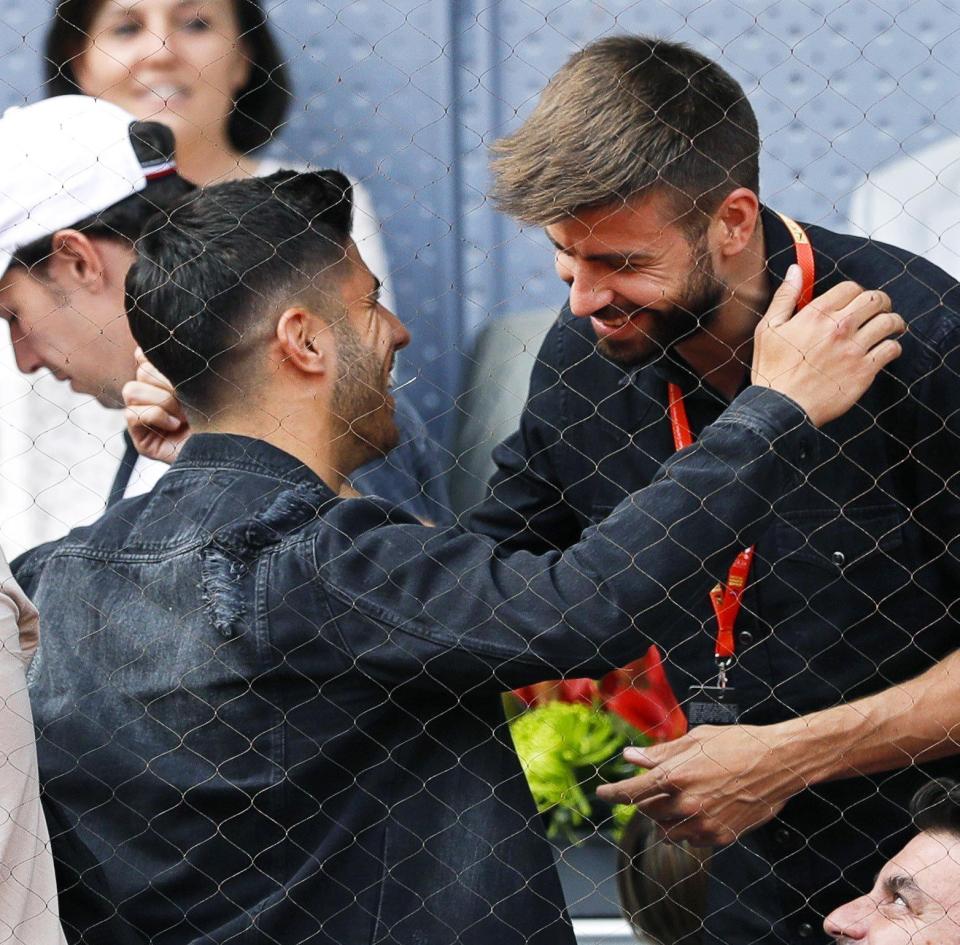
[44, 0, 292, 153]
[618, 816, 712, 945]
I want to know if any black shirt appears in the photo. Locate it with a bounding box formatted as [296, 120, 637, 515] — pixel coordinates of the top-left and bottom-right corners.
[469, 206, 960, 943]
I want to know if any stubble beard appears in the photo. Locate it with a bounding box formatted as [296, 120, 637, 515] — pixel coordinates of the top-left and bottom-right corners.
[596, 236, 727, 367]
[330, 318, 398, 471]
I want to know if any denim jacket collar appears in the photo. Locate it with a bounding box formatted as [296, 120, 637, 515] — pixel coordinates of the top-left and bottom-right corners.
[173, 432, 336, 495]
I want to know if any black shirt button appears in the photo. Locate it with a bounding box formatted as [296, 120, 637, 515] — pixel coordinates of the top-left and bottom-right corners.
[738, 630, 754, 646]
[832, 550, 846, 567]
[774, 827, 791, 844]
[798, 922, 814, 938]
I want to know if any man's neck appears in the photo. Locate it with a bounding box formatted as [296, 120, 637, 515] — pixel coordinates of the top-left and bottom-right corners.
[673, 222, 770, 401]
[191, 407, 348, 494]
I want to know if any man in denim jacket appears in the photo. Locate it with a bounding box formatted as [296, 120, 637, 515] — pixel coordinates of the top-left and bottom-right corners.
[16, 171, 897, 944]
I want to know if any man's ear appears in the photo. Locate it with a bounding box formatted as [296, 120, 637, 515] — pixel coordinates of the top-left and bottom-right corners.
[45, 229, 109, 291]
[712, 188, 760, 259]
[276, 307, 330, 376]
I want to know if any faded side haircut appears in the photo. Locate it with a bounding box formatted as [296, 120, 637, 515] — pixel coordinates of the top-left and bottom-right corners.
[490, 35, 760, 229]
[126, 170, 353, 417]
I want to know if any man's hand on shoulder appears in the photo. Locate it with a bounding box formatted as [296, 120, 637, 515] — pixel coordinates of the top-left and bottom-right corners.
[123, 348, 191, 464]
[753, 265, 905, 427]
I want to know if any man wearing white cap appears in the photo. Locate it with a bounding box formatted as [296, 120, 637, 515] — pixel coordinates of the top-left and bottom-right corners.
[0, 95, 448, 547]
[0, 95, 193, 549]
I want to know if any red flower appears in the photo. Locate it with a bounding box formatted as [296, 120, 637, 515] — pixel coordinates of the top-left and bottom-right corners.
[511, 646, 687, 742]
[513, 678, 598, 707]
[599, 646, 687, 741]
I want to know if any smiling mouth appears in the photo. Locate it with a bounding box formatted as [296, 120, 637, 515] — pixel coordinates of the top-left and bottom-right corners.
[596, 314, 632, 328]
[139, 84, 190, 103]
[592, 309, 654, 331]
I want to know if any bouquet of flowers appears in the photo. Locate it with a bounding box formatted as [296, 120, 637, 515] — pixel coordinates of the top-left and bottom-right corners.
[507, 646, 686, 841]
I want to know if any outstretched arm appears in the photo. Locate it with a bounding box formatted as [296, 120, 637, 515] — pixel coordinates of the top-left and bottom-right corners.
[321, 271, 906, 688]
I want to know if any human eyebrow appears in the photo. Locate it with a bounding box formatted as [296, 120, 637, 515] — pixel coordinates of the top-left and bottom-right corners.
[883, 874, 924, 906]
[546, 235, 656, 268]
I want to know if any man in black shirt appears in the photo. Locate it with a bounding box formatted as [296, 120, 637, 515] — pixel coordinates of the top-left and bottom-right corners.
[25, 172, 896, 944]
[477, 34, 960, 944]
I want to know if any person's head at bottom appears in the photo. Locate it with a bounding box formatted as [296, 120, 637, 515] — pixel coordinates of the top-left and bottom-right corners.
[126, 170, 410, 482]
[825, 779, 960, 944]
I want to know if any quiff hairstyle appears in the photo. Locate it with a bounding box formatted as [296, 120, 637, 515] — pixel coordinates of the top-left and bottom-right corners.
[490, 35, 760, 229]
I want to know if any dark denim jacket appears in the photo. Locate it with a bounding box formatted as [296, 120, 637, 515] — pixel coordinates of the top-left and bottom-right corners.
[469, 207, 960, 943]
[18, 388, 811, 945]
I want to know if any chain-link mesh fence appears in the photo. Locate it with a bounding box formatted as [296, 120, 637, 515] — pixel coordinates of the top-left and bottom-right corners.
[0, 2, 958, 944]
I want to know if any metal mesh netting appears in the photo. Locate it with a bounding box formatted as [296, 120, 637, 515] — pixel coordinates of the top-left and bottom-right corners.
[0, 2, 957, 945]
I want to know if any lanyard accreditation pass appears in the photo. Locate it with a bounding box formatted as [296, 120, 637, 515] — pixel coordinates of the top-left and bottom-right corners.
[672, 211, 814, 725]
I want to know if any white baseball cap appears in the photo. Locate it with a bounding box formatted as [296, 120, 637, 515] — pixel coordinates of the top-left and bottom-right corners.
[0, 95, 178, 279]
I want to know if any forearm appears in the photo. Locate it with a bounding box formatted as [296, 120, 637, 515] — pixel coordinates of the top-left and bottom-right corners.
[335, 386, 815, 688]
[762, 649, 960, 789]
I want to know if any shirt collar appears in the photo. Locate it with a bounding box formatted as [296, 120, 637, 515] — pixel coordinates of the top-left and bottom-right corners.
[761, 204, 807, 294]
[173, 433, 335, 495]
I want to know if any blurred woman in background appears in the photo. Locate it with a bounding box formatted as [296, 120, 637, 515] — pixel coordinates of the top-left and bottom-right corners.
[42, 0, 449, 522]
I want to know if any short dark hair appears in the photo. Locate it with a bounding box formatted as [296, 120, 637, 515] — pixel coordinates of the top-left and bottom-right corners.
[44, 0, 292, 153]
[912, 778, 960, 838]
[126, 170, 354, 416]
[12, 120, 195, 272]
[490, 35, 760, 228]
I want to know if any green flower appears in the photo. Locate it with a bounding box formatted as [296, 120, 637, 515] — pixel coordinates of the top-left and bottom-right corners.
[509, 701, 641, 840]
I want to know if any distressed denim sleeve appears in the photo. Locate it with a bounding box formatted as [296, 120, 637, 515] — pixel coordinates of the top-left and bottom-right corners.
[318, 385, 817, 690]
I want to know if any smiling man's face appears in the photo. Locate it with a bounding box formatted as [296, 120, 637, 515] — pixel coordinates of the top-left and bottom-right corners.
[545, 190, 726, 366]
[327, 243, 411, 469]
[824, 832, 960, 944]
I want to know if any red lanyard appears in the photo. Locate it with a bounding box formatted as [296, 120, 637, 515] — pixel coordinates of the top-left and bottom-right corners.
[666, 211, 814, 670]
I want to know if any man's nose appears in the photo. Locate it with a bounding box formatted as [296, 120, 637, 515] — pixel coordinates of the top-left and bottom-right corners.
[824, 895, 873, 941]
[567, 269, 616, 319]
[11, 333, 44, 375]
[385, 308, 411, 351]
